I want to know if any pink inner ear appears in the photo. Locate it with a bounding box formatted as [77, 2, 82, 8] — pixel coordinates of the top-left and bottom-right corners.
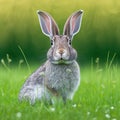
[71, 16, 76, 32]
[43, 14, 51, 34]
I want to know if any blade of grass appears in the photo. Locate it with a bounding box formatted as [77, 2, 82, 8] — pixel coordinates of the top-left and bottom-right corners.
[108, 53, 116, 70]
[18, 45, 31, 73]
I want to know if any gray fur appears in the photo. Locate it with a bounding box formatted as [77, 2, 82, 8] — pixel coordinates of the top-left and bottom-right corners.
[19, 10, 83, 104]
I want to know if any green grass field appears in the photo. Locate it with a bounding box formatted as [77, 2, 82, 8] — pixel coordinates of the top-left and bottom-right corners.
[0, 62, 120, 120]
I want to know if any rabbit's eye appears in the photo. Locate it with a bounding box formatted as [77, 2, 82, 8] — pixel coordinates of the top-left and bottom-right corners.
[51, 38, 55, 46]
[51, 42, 53, 46]
[67, 37, 71, 45]
[68, 40, 72, 45]
[50, 40, 54, 46]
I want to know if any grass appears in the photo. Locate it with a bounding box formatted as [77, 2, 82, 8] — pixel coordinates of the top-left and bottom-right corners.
[0, 62, 120, 120]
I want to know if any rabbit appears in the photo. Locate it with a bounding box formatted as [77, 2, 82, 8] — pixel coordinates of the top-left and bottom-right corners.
[19, 10, 83, 104]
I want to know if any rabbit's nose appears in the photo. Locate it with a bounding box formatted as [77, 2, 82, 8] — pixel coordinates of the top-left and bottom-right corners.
[58, 49, 64, 54]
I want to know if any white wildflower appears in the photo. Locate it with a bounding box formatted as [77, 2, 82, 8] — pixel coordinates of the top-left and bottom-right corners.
[112, 118, 117, 120]
[50, 107, 55, 112]
[16, 112, 22, 118]
[72, 104, 77, 108]
[110, 106, 114, 110]
[87, 111, 90, 116]
[105, 114, 111, 119]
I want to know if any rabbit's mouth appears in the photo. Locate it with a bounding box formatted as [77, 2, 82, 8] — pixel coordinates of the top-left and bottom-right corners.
[51, 59, 74, 65]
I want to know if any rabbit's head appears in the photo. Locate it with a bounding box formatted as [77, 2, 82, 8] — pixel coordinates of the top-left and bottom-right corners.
[37, 10, 83, 64]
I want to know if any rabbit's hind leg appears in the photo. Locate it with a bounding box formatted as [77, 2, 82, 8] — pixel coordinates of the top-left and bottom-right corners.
[19, 85, 45, 104]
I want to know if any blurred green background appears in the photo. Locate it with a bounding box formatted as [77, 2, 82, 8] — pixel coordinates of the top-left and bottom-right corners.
[0, 0, 120, 65]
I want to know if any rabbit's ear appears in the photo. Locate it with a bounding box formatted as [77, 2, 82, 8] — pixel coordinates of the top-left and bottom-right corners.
[37, 10, 59, 38]
[63, 10, 83, 40]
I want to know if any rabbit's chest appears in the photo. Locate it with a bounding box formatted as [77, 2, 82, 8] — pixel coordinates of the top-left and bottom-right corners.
[45, 61, 80, 93]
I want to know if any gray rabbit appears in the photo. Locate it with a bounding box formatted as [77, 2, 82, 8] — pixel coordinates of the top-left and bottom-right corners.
[19, 10, 83, 104]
